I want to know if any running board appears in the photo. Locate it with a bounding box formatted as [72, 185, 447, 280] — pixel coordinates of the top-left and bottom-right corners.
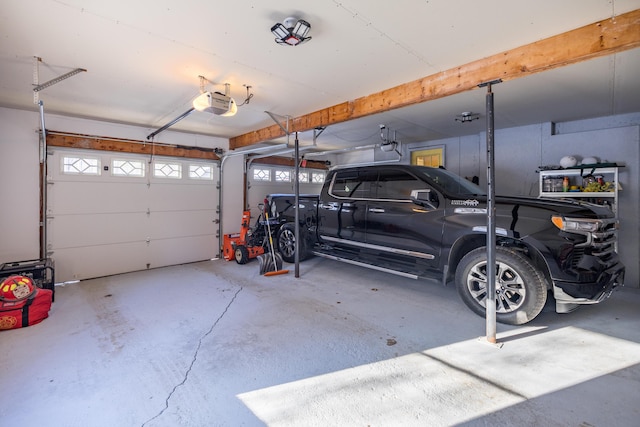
[311, 251, 420, 280]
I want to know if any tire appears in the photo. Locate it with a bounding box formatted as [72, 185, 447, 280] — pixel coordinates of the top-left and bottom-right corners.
[276, 223, 309, 263]
[455, 246, 547, 325]
[234, 245, 250, 264]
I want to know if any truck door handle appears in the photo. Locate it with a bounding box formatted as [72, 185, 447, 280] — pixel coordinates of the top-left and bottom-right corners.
[369, 208, 385, 213]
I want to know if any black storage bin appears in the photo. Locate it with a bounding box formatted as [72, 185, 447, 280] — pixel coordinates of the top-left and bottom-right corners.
[0, 258, 55, 302]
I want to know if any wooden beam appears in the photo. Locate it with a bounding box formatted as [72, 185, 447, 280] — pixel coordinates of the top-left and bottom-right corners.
[46, 131, 221, 161]
[230, 9, 640, 150]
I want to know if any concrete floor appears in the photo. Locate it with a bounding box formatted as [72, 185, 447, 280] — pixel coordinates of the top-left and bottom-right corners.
[1, 257, 639, 427]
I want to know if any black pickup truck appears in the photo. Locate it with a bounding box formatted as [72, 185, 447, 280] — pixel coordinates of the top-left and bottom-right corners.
[269, 164, 625, 325]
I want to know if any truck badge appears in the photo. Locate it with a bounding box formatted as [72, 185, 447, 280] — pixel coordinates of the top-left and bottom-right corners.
[451, 199, 480, 206]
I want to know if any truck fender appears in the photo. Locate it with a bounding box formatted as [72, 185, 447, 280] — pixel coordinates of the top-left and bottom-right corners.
[445, 233, 552, 291]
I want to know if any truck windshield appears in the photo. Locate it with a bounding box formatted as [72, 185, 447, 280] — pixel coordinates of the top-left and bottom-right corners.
[417, 167, 486, 196]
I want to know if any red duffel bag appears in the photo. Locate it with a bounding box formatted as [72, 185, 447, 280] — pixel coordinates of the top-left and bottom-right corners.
[0, 275, 53, 330]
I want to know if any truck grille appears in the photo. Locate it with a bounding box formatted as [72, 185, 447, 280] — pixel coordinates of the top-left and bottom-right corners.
[571, 218, 618, 270]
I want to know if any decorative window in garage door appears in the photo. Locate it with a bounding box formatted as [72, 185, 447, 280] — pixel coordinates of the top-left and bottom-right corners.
[275, 169, 291, 182]
[253, 168, 270, 181]
[189, 164, 215, 180]
[311, 172, 325, 183]
[154, 161, 182, 179]
[112, 159, 145, 177]
[298, 171, 309, 183]
[62, 155, 101, 175]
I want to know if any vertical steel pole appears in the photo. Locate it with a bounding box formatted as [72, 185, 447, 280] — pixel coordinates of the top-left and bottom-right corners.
[218, 156, 225, 258]
[38, 100, 47, 260]
[294, 132, 300, 278]
[485, 82, 497, 343]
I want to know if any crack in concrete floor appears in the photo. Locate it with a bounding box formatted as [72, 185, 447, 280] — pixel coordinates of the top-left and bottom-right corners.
[141, 286, 243, 427]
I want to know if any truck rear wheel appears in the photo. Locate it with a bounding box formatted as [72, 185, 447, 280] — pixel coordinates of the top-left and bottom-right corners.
[455, 247, 547, 325]
[277, 223, 309, 263]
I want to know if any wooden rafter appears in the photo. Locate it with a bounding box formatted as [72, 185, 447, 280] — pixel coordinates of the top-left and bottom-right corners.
[230, 9, 640, 150]
[46, 131, 221, 161]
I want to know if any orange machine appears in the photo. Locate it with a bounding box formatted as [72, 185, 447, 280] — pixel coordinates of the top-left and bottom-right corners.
[222, 210, 266, 264]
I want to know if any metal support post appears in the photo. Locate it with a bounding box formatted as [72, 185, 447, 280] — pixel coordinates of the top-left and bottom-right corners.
[294, 132, 300, 278]
[38, 101, 48, 260]
[479, 79, 502, 344]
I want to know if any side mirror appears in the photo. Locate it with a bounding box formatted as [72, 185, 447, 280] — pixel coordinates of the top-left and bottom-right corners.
[410, 189, 439, 209]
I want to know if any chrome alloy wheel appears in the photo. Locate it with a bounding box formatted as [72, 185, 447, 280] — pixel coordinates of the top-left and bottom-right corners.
[465, 259, 526, 313]
[278, 227, 296, 259]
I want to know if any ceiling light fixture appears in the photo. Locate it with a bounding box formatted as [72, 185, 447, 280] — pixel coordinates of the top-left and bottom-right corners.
[455, 112, 480, 123]
[271, 17, 312, 46]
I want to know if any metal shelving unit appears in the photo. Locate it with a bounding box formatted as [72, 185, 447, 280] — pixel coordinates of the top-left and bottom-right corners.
[538, 166, 620, 217]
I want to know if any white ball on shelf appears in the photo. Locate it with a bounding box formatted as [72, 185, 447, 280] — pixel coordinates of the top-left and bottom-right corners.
[560, 156, 577, 168]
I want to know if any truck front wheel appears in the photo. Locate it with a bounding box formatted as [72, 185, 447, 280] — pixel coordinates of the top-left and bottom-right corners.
[455, 247, 547, 325]
[277, 223, 309, 263]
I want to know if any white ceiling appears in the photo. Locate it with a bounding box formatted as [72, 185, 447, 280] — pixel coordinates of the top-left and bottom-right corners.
[1, 1, 639, 152]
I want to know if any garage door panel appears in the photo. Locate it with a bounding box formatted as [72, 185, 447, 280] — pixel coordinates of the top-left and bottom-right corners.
[48, 149, 219, 282]
[48, 181, 149, 214]
[148, 183, 217, 211]
[52, 242, 150, 281]
[149, 236, 216, 267]
[48, 213, 148, 247]
[148, 211, 216, 239]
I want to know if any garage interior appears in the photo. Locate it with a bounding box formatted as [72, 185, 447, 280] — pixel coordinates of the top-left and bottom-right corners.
[1, 1, 640, 426]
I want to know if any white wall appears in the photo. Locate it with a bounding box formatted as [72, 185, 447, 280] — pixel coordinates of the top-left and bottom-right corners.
[0, 108, 41, 262]
[336, 147, 375, 166]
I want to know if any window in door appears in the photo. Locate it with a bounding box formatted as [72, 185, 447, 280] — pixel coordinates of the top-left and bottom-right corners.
[376, 170, 422, 200]
[274, 169, 291, 182]
[189, 164, 215, 180]
[62, 155, 101, 175]
[330, 170, 375, 199]
[311, 172, 326, 184]
[154, 161, 182, 179]
[253, 168, 271, 182]
[112, 159, 145, 177]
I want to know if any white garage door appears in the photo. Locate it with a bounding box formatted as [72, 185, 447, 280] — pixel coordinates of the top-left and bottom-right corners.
[47, 148, 219, 282]
[247, 164, 325, 219]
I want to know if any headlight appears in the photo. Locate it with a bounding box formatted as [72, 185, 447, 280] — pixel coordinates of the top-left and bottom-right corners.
[551, 215, 600, 232]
